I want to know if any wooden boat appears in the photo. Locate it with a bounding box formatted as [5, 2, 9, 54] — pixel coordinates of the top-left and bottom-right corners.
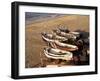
[55, 35, 68, 41]
[44, 47, 73, 61]
[69, 32, 80, 38]
[58, 27, 70, 33]
[41, 32, 55, 42]
[58, 28, 80, 37]
[41, 32, 68, 43]
[50, 40, 78, 51]
[58, 27, 80, 36]
[53, 30, 77, 40]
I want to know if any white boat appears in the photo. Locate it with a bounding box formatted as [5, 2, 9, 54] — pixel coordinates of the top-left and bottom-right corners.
[41, 32, 67, 43]
[53, 30, 77, 39]
[58, 28, 80, 37]
[55, 35, 68, 41]
[41, 32, 55, 42]
[58, 27, 70, 33]
[50, 40, 78, 51]
[44, 47, 73, 61]
[69, 32, 80, 38]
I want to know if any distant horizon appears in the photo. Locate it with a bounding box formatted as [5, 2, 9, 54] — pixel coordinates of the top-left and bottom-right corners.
[25, 12, 66, 20]
[25, 12, 89, 25]
[25, 12, 66, 25]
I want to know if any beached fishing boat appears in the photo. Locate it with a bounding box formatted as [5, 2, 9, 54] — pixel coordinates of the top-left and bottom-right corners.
[44, 47, 73, 61]
[69, 32, 80, 38]
[41, 32, 55, 42]
[55, 34, 68, 41]
[58, 27, 70, 33]
[59, 28, 80, 36]
[53, 29, 77, 39]
[41, 32, 68, 43]
[58, 27, 80, 36]
[50, 40, 78, 51]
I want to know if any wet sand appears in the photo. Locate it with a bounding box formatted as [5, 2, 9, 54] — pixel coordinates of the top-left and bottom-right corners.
[25, 15, 89, 68]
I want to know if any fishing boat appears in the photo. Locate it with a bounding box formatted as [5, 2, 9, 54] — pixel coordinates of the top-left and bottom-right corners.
[59, 28, 80, 36]
[53, 29, 77, 40]
[44, 47, 73, 61]
[58, 27, 80, 36]
[58, 27, 70, 33]
[69, 32, 80, 38]
[55, 34, 68, 41]
[41, 32, 55, 42]
[41, 32, 68, 43]
[50, 40, 78, 51]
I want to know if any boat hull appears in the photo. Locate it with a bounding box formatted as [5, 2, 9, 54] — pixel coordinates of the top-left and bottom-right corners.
[50, 41, 78, 51]
[44, 48, 73, 61]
